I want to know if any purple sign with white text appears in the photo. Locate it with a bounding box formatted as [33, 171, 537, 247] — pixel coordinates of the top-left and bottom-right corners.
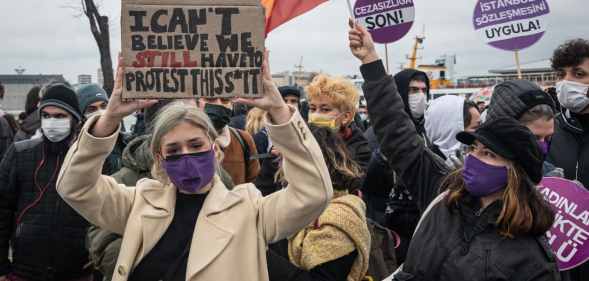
[473, 0, 550, 51]
[353, 0, 415, 44]
[539, 177, 589, 271]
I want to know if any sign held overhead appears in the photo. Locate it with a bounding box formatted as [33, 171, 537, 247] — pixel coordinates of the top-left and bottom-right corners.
[473, 0, 550, 51]
[353, 0, 415, 44]
[121, 0, 265, 99]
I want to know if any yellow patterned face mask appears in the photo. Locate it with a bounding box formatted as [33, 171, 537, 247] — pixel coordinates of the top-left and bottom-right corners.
[309, 113, 340, 132]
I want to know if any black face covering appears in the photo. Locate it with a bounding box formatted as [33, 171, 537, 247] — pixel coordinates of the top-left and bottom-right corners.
[204, 103, 232, 131]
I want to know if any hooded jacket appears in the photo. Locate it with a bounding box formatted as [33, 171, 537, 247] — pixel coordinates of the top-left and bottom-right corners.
[425, 95, 465, 169]
[393, 69, 430, 136]
[13, 112, 40, 142]
[112, 135, 153, 186]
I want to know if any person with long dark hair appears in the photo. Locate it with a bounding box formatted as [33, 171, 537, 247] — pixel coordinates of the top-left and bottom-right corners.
[267, 125, 370, 281]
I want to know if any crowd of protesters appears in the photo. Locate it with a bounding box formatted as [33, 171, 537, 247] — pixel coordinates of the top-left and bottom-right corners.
[0, 22, 588, 281]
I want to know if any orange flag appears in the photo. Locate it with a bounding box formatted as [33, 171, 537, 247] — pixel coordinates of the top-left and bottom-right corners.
[261, 0, 328, 34]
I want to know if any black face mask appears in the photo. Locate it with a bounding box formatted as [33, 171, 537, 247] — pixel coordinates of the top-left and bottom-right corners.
[204, 103, 232, 131]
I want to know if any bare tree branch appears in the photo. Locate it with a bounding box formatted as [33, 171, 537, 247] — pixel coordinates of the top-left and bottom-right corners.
[69, 0, 114, 96]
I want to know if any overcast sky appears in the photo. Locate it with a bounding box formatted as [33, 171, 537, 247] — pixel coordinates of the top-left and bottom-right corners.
[0, 0, 587, 83]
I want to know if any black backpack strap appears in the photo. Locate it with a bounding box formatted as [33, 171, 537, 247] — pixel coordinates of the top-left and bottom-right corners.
[229, 127, 251, 172]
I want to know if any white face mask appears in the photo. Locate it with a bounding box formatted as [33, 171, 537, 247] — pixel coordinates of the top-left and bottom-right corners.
[359, 112, 368, 121]
[42, 118, 71, 142]
[409, 93, 427, 119]
[85, 109, 106, 119]
[556, 80, 589, 113]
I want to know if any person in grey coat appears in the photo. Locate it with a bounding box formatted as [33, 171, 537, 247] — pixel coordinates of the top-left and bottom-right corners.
[485, 80, 564, 177]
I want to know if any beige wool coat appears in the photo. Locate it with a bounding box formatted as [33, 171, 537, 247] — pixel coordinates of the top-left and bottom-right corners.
[56, 111, 333, 281]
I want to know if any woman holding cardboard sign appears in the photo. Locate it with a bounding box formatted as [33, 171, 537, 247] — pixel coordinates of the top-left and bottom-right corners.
[55, 53, 333, 281]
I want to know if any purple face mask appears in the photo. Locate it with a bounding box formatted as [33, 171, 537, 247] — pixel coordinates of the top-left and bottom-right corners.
[163, 149, 216, 193]
[537, 140, 550, 156]
[462, 155, 508, 197]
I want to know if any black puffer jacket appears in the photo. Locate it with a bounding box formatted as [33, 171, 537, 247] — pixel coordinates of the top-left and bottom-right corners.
[362, 60, 559, 281]
[0, 138, 90, 280]
[396, 194, 560, 281]
[362, 61, 447, 213]
[343, 124, 372, 171]
[548, 111, 589, 188]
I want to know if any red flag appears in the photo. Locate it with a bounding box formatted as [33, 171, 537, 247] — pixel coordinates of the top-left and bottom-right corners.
[262, 0, 328, 34]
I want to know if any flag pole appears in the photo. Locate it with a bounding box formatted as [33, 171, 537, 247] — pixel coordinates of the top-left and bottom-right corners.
[384, 44, 390, 73]
[514, 50, 523, 79]
[346, 0, 355, 19]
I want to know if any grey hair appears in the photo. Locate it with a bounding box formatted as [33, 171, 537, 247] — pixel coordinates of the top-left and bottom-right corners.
[149, 102, 222, 183]
[519, 104, 555, 125]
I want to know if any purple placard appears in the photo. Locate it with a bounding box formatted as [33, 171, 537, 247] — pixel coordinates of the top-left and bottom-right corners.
[539, 177, 589, 271]
[473, 0, 550, 51]
[353, 0, 415, 44]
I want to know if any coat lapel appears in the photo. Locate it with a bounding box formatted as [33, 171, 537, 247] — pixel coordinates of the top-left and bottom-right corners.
[137, 183, 176, 265]
[186, 177, 242, 279]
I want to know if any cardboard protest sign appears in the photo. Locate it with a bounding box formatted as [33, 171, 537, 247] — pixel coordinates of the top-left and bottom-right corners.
[473, 0, 550, 51]
[539, 177, 589, 271]
[121, 0, 265, 99]
[353, 0, 415, 44]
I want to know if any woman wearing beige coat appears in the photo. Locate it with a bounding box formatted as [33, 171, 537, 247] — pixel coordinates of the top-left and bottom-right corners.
[56, 55, 333, 281]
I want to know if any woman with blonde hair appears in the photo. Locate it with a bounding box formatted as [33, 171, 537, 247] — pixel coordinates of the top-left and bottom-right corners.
[246, 107, 272, 156]
[56, 55, 333, 281]
[306, 74, 371, 169]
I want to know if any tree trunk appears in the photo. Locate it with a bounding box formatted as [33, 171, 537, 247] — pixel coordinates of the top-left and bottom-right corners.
[82, 0, 114, 96]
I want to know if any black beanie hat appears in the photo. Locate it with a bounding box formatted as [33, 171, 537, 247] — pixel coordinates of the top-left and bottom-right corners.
[457, 117, 543, 184]
[486, 80, 555, 122]
[278, 86, 302, 99]
[39, 84, 82, 122]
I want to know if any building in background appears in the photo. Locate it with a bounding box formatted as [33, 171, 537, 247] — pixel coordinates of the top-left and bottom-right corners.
[78, 74, 92, 85]
[272, 70, 317, 89]
[97, 68, 104, 86]
[0, 72, 67, 112]
[456, 60, 558, 88]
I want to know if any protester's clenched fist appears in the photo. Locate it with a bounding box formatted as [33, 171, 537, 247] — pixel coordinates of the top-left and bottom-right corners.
[348, 18, 380, 65]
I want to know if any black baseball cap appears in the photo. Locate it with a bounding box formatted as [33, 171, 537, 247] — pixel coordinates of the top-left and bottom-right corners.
[456, 117, 543, 183]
